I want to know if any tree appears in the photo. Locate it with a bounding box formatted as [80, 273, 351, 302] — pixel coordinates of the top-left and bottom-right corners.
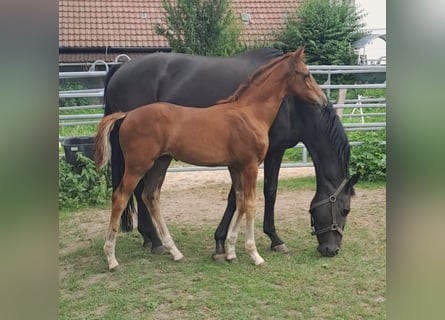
[154, 0, 242, 56]
[275, 0, 366, 65]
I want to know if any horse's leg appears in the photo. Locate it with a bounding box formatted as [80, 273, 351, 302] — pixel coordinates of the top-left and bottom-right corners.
[263, 149, 289, 252]
[135, 156, 173, 254]
[212, 186, 236, 262]
[141, 163, 184, 262]
[104, 172, 142, 271]
[241, 164, 265, 265]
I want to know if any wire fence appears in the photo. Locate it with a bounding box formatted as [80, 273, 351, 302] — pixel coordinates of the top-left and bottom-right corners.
[59, 62, 386, 169]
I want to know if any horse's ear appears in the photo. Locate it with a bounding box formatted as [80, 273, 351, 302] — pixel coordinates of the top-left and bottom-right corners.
[294, 46, 305, 60]
[346, 173, 359, 196]
[348, 173, 360, 188]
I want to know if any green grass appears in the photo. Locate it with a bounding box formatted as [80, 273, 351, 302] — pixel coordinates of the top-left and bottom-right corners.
[259, 176, 385, 191]
[59, 179, 385, 319]
[60, 220, 385, 319]
[257, 176, 317, 192]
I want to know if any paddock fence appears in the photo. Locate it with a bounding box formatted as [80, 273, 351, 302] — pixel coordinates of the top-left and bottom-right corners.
[59, 61, 386, 170]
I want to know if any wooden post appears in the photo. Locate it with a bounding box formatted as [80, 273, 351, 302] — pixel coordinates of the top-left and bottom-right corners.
[335, 88, 347, 119]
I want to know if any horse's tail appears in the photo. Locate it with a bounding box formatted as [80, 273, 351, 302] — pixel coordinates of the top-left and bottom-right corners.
[95, 112, 127, 170]
[103, 64, 137, 232]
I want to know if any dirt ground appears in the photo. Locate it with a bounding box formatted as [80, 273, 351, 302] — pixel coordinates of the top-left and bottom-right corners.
[159, 167, 317, 226]
[81, 167, 385, 242]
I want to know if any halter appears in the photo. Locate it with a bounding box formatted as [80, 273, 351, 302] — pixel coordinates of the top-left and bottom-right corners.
[309, 178, 349, 237]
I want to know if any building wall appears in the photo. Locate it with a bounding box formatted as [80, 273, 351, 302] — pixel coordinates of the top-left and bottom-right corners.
[356, 0, 386, 63]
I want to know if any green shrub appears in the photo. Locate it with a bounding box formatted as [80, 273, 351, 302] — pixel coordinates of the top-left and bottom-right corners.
[349, 131, 386, 182]
[59, 153, 111, 211]
[59, 79, 90, 108]
[274, 0, 366, 65]
[155, 0, 242, 56]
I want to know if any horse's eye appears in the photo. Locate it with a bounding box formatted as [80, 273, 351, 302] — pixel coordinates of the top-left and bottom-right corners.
[342, 208, 350, 217]
[304, 73, 310, 80]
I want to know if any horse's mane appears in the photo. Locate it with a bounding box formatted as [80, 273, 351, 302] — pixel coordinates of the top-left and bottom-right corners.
[319, 102, 351, 177]
[217, 53, 292, 104]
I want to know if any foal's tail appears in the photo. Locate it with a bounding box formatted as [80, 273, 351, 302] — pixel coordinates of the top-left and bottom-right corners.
[95, 112, 127, 170]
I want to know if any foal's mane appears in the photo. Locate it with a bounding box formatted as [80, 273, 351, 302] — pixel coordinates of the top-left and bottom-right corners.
[217, 52, 292, 104]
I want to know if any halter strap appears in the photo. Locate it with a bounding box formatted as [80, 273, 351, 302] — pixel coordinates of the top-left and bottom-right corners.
[309, 178, 349, 236]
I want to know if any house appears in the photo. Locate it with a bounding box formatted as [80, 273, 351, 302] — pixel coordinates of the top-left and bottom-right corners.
[353, 33, 386, 65]
[59, 0, 302, 69]
[353, 0, 386, 64]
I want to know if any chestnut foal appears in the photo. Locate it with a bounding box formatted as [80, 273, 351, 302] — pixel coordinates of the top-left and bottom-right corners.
[95, 47, 327, 270]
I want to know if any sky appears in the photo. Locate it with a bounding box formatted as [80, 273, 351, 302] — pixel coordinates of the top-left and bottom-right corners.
[355, 0, 386, 32]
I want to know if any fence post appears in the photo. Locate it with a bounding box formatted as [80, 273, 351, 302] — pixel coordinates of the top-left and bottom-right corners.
[335, 88, 347, 119]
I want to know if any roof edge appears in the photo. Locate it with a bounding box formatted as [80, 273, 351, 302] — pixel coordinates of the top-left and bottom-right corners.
[59, 46, 172, 54]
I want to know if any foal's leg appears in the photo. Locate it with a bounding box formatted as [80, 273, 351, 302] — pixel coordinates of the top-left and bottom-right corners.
[135, 155, 172, 254]
[104, 172, 142, 271]
[226, 165, 265, 265]
[141, 162, 184, 262]
[225, 168, 244, 262]
[241, 165, 265, 265]
[134, 178, 163, 251]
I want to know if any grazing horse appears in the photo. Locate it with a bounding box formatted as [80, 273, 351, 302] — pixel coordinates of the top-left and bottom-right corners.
[95, 47, 327, 270]
[104, 47, 358, 258]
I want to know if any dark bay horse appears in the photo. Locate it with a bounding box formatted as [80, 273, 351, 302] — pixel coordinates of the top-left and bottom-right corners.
[96, 48, 327, 270]
[104, 47, 358, 258]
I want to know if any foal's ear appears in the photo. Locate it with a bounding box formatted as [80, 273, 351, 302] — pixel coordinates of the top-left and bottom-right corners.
[294, 46, 305, 60]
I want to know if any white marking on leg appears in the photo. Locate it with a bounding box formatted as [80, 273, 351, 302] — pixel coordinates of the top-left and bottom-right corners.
[245, 216, 265, 265]
[151, 210, 184, 261]
[226, 209, 242, 261]
[104, 226, 119, 270]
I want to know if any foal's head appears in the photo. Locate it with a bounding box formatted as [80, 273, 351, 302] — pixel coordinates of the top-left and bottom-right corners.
[286, 47, 328, 108]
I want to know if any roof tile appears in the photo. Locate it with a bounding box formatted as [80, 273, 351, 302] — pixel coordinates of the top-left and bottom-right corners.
[59, 0, 301, 62]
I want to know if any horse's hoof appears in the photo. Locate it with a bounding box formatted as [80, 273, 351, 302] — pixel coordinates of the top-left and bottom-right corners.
[272, 243, 289, 253]
[212, 253, 227, 263]
[142, 241, 151, 248]
[151, 245, 167, 255]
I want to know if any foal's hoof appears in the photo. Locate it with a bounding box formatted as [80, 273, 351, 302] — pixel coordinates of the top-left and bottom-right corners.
[226, 255, 238, 264]
[108, 262, 119, 272]
[212, 253, 228, 264]
[272, 243, 289, 253]
[109, 266, 119, 272]
[151, 245, 167, 255]
[172, 255, 184, 262]
[256, 260, 268, 267]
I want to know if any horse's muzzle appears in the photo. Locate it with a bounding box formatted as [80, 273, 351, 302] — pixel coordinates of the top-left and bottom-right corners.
[317, 245, 340, 257]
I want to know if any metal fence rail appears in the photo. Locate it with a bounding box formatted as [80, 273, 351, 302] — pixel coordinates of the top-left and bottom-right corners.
[59, 63, 386, 169]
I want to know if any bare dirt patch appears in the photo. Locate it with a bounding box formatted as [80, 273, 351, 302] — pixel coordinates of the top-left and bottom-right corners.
[75, 167, 384, 238]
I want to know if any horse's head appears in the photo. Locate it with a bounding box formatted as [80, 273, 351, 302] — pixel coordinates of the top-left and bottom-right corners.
[309, 173, 359, 257]
[287, 46, 328, 108]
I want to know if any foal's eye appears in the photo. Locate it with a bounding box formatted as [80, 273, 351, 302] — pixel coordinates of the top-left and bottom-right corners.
[303, 73, 310, 80]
